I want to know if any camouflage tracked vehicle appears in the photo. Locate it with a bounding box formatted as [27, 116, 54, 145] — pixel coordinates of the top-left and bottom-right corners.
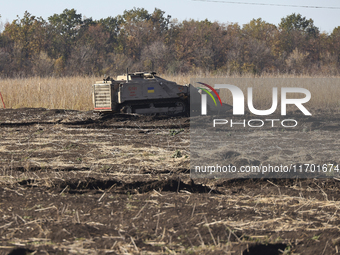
[92, 71, 231, 115]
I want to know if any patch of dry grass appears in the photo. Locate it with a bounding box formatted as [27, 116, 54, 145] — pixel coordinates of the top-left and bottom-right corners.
[0, 76, 97, 110]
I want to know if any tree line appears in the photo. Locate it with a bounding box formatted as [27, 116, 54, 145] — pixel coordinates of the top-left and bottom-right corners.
[0, 8, 340, 77]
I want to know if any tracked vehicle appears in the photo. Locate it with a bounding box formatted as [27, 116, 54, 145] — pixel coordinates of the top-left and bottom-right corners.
[93, 72, 190, 114]
[92, 71, 231, 115]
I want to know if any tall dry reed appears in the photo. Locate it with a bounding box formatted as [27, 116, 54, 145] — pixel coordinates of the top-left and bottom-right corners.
[0, 76, 97, 110]
[0, 74, 339, 111]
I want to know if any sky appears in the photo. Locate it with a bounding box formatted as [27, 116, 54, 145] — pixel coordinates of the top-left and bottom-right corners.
[1, 0, 340, 34]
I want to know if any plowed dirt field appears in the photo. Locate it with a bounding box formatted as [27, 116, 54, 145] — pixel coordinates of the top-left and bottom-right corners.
[1, 108, 340, 255]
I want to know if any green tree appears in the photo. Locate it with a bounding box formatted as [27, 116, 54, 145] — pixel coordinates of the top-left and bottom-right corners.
[224, 23, 244, 74]
[47, 8, 83, 63]
[3, 11, 47, 75]
[330, 26, 340, 66]
[242, 18, 277, 44]
[68, 24, 110, 75]
[275, 13, 321, 71]
[97, 17, 121, 52]
[241, 18, 278, 74]
[279, 13, 319, 36]
[118, 8, 170, 61]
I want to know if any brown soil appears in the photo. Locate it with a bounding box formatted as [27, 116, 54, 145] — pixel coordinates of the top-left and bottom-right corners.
[1, 108, 340, 254]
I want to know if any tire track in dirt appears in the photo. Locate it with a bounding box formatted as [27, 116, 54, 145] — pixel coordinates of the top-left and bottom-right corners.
[18, 177, 218, 194]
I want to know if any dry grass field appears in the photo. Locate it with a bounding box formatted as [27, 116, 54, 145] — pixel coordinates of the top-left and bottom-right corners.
[0, 76, 339, 254]
[0, 74, 340, 111]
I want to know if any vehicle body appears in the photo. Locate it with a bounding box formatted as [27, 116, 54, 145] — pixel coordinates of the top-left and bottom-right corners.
[92, 72, 231, 115]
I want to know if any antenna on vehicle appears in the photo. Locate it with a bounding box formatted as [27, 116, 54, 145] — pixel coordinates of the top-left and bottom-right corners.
[126, 68, 129, 83]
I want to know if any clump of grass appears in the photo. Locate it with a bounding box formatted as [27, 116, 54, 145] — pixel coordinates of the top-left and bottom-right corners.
[169, 129, 184, 136]
[171, 150, 182, 158]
